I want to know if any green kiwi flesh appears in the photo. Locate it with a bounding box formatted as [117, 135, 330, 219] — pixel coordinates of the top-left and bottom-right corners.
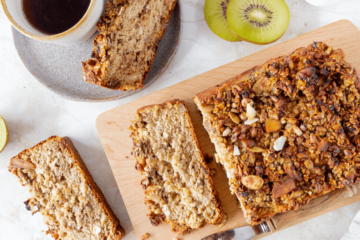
[205, 0, 241, 42]
[227, 0, 290, 44]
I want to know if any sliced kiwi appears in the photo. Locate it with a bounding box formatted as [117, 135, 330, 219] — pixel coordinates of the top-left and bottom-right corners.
[205, 0, 241, 42]
[227, 0, 290, 45]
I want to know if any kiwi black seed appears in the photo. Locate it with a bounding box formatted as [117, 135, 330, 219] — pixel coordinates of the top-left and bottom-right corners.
[204, 0, 241, 41]
[227, 0, 290, 45]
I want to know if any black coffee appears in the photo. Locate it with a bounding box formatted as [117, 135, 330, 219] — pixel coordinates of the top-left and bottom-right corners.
[23, 0, 91, 35]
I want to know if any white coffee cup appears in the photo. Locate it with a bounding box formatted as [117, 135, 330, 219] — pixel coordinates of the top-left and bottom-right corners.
[0, 0, 104, 44]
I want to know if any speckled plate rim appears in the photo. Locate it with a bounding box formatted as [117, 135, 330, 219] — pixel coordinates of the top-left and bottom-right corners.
[11, 1, 182, 102]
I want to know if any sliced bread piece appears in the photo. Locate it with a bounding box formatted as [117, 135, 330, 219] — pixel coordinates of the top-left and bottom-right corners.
[129, 100, 224, 234]
[82, 0, 177, 91]
[9, 136, 124, 240]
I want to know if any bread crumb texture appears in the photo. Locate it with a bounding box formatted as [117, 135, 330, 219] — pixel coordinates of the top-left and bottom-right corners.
[9, 136, 124, 240]
[130, 100, 223, 234]
[82, 0, 177, 91]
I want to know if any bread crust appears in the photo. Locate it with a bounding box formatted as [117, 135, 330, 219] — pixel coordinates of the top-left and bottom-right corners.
[82, 0, 178, 91]
[194, 67, 259, 106]
[131, 99, 224, 234]
[9, 136, 125, 239]
[194, 46, 316, 106]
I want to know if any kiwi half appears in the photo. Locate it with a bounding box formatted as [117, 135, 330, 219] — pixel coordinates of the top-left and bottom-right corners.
[205, 0, 241, 42]
[227, 0, 290, 45]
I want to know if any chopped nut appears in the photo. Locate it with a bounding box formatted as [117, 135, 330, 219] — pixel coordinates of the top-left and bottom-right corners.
[125, 72, 142, 83]
[246, 104, 256, 120]
[248, 147, 264, 152]
[292, 126, 303, 136]
[250, 128, 257, 138]
[284, 165, 301, 180]
[241, 125, 251, 133]
[265, 119, 282, 133]
[244, 118, 259, 125]
[297, 67, 316, 79]
[234, 145, 240, 156]
[272, 175, 296, 199]
[311, 167, 322, 175]
[242, 175, 264, 190]
[222, 128, 232, 137]
[203, 104, 215, 113]
[241, 139, 255, 148]
[10, 158, 36, 169]
[317, 139, 328, 152]
[229, 112, 240, 124]
[93, 225, 101, 235]
[274, 136, 287, 151]
[226, 168, 235, 179]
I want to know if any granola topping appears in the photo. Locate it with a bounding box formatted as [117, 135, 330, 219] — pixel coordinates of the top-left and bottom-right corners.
[195, 42, 360, 225]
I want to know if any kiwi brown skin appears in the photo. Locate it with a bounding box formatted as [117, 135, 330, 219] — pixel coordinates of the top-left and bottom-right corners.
[227, 0, 290, 45]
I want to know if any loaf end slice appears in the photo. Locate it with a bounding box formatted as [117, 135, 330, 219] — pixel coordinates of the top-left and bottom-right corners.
[9, 136, 125, 240]
[82, 0, 177, 91]
[130, 100, 224, 234]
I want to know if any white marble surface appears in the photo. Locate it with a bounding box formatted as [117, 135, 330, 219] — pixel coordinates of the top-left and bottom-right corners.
[1, 0, 360, 239]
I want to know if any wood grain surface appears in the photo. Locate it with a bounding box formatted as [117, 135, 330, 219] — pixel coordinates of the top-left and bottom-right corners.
[96, 20, 360, 240]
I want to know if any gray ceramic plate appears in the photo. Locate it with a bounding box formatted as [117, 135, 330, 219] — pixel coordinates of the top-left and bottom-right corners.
[12, 2, 181, 102]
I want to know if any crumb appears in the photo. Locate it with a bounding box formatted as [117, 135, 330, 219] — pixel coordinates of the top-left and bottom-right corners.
[204, 154, 213, 164]
[173, 238, 181, 240]
[125, 156, 128, 158]
[210, 168, 217, 176]
[215, 213, 228, 228]
[141, 233, 150, 240]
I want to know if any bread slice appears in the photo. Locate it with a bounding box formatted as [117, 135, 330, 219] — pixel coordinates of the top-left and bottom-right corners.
[194, 42, 360, 225]
[8, 136, 124, 240]
[82, 0, 177, 91]
[129, 100, 224, 234]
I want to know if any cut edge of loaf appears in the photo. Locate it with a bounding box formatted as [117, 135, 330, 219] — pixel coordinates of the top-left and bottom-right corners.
[9, 136, 125, 239]
[82, 0, 178, 91]
[130, 99, 224, 234]
[194, 77, 274, 225]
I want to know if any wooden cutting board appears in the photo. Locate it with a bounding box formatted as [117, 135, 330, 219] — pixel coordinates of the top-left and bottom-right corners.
[96, 20, 360, 240]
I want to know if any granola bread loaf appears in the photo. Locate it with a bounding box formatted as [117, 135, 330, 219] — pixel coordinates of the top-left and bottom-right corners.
[8, 136, 125, 239]
[194, 42, 360, 225]
[129, 100, 224, 234]
[82, 0, 177, 91]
